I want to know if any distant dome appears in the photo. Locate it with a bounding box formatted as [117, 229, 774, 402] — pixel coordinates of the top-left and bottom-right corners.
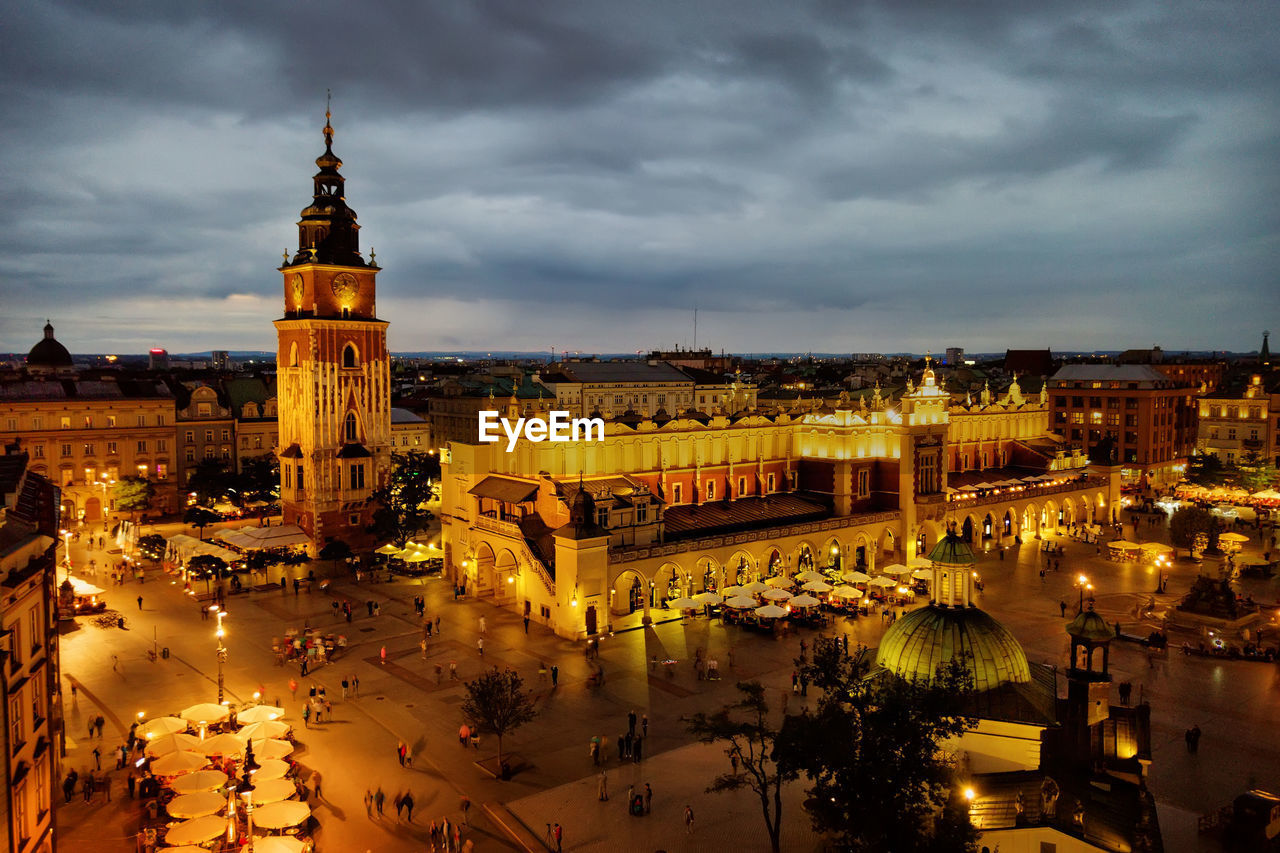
[27, 322, 73, 368]
[876, 605, 1031, 693]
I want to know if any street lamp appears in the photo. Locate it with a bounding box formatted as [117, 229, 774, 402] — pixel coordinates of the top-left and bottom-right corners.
[213, 607, 228, 704]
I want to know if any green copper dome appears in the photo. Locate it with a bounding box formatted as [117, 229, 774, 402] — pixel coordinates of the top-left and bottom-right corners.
[1066, 608, 1113, 643]
[876, 605, 1031, 692]
[927, 531, 975, 566]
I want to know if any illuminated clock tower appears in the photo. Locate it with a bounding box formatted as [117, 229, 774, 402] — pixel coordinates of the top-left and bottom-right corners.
[274, 107, 389, 553]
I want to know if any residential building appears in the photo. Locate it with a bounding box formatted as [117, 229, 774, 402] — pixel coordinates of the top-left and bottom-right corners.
[224, 377, 278, 471]
[390, 408, 431, 452]
[274, 110, 390, 553]
[173, 382, 235, 487]
[944, 347, 964, 366]
[1047, 364, 1198, 486]
[537, 360, 697, 419]
[0, 446, 62, 853]
[148, 348, 169, 371]
[0, 324, 177, 520]
[1197, 373, 1278, 468]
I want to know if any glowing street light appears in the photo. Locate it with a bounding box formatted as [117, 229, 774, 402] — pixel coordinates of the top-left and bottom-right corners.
[215, 610, 228, 704]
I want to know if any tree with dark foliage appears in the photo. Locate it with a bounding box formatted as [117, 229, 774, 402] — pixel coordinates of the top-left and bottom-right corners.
[367, 451, 436, 547]
[461, 668, 537, 775]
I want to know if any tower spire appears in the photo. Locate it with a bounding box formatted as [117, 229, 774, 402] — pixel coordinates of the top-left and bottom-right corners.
[288, 91, 365, 268]
[324, 89, 334, 150]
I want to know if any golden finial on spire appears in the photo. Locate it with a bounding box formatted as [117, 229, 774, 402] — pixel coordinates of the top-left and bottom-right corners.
[323, 88, 334, 148]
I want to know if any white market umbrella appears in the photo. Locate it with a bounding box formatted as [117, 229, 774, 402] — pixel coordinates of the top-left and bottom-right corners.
[168, 770, 228, 794]
[167, 791, 226, 819]
[742, 581, 769, 594]
[761, 587, 793, 601]
[801, 580, 833, 592]
[790, 594, 821, 608]
[252, 800, 311, 829]
[764, 576, 793, 588]
[251, 836, 307, 853]
[880, 563, 909, 575]
[868, 577, 897, 588]
[239, 720, 290, 741]
[831, 585, 863, 599]
[197, 732, 246, 757]
[244, 778, 297, 805]
[754, 604, 790, 619]
[249, 759, 290, 782]
[164, 815, 226, 845]
[666, 597, 699, 610]
[1140, 542, 1173, 554]
[724, 596, 758, 609]
[842, 571, 872, 584]
[151, 751, 208, 776]
[145, 732, 201, 758]
[794, 570, 826, 582]
[374, 544, 402, 555]
[236, 705, 285, 725]
[909, 556, 933, 568]
[693, 591, 723, 605]
[1218, 532, 1249, 544]
[250, 739, 294, 760]
[139, 717, 188, 739]
[719, 586, 745, 598]
[911, 569, 933, 581]
[181, 703, 229, 726]
[403, 550, 431, 563]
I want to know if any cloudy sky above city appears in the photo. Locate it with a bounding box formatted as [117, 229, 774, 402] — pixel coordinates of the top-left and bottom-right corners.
[2, 0, 1277, 356]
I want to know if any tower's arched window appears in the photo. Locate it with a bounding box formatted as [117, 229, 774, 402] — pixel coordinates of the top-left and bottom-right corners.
[342, 343, 358, 368]
[344, 413, 358, 442]
[289, 343, 299, 367]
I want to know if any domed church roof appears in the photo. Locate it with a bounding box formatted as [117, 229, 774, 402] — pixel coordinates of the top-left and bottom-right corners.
[27, 321, 73, 368]
[876, 605, 1032, 692]
[926, 530, 975, 566]
[1066, 607, 1113, 643]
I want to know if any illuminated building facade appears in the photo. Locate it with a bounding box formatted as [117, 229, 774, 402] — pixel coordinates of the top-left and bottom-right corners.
[442, 362, 1119, 638]
[274, 110, 390, 552]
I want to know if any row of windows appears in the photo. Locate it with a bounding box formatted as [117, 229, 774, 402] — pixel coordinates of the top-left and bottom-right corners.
[49, 440, 167, 457]
[3, 413, 166, 431]
[58, 463, 168, 485]
[1204, 405, 1266, 419]
[282, 462, 368, 491]
[186, 429, 231, 443]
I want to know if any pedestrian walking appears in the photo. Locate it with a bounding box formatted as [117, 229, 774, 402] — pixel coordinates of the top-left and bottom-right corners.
[553, 823, 563, 853]
[685, 804, 695, 834]
[353, 674, 359, 696]
[641, 714, 649, 738]
[436, 615, 441, 634]
[394, 791, 404, 819]
[289, 678, 298, 699]
[92, 746, 101, 770]
[341, 677, 348, 698]
[644, 782, 653, 813]
[403, 791, 415, 821]
[375, 786, 385, 815]
[96, 715, 105, 738]
[461, 795, 471, 825]
[598, 769, 609, 801]
[381, 645, 387, 665]
[137, 595, 142, 610]
[523, 615, 530, 633]
[127, 772, 136, 799]
[551, 664, 559, 687]
[1059, 600, 1067, 617]
[311, 770, 322, 799]
[477, 637, 484, 656]
[364, 789, 373, 817]
[479, 615, 486, 634]
[628, 710, 637, 736]
[633, 736, 643, 763]
[302, 704, 310, 727]
[397, 741, 407, 766]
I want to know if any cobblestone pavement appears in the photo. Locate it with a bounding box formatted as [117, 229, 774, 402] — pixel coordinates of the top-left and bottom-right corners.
[54, 513, 1280, 851]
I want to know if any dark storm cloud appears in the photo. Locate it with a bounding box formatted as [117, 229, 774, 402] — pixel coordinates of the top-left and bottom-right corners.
[1, 0, 1277, 354]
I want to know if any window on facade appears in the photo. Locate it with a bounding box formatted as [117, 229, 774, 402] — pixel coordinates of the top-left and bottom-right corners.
[349, 463, 365, 490]
[60, 444, 71, 457]
[858, 469, 870, 497]
[197, 403, 211, 417]
[706, 481, 716, 501]
[1071, 397, 1083, 407]
[10, 695, 23, 747]
[83, 443, 94, 455]
[253, 435, 262, 449]
[185, 431, 194, 443]
[1227, 428, 1236, 440]
[32, 445, 43, 458]
[636, 504, 648, 524]
[344, 413, 358, 442]
[156, 463, 167, 479]
[221, 447, 231, 460]
[673, 483, 682, 503]
[34, 756, 48, 818]
[60, 417, 70, 429]
[204, 447, 214, 459]
[596, 507, 609, 528]
[157, 414, 166, 426]
[6, 417, 16, 431]
[767, 473, 776, 492]
[83, 416, 92, 428]
[284, 465, 292, 488]
[1107, 414, 1119, 426]
[204, 430, 212, 442]
[1071, 412, 1084, 424]
[185, 449, 195, 462]
[343, 344, 358, 368]
[738, 477, 746, 497]
[296, 465, 305, 490]
[1054, 397, 1066, 407]
[105, 441, 116, 455]
[157, 440, 167, 452]
[221, 430, 230, 442]
[32, 417, 41, 430]
[137, 440, 147, 453]
[1090, 411, 1103, 424]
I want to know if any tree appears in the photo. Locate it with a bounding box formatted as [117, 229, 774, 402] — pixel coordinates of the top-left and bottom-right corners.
[186, 554, 228, 593]
[184, 506, 222, 541]
[779, 645, 979, 853]
[1237, 450, 1278, 493]
[687, 681, 797, 853]
[367, 450, 437, 547]
[1169, 506, 1213, 557]
[187, 459, 235, 506]
[236, 454, 280, 503]
[1186, 452, 1230, 488]
[461, 668, 537, 775]
[112, 476, 155, 521]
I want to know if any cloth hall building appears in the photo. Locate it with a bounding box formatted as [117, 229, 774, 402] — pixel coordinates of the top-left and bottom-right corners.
[441, 366, 1122, 639]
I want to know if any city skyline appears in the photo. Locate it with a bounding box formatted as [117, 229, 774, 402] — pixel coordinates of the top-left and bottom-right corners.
[2, 1, 1278, 354]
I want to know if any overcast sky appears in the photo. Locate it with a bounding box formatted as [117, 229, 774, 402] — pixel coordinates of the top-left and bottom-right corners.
[2, 0, 1277, 356]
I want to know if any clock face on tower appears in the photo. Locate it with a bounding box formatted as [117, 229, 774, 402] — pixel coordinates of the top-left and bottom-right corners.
[331, 273, 360, 300]
[290, 274, 304, 306]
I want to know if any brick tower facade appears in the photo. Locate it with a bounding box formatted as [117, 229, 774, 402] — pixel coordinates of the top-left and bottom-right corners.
[274, 107, 390, 553]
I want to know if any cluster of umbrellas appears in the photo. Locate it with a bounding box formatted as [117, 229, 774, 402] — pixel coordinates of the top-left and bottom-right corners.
[140, 703, 312, 850]
[377, 540, 438, 563]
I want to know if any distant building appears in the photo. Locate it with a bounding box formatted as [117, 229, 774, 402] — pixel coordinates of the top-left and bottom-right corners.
[0, 445, 62, 853]
[944, 347, 964, 366]
[173, 382, 235, 488]
[224, 377, 278, 472]
[1004, 349, 1054, 378]
[148, 348, 169, 370]
[1116, 345, 1227, 393]
[390, 407, 431, 452]
[647, 348, 733, 373]
[1197, 373, 1279, 468]
[1046, 364, 1198, 485]
[210, 350, 230, 371]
